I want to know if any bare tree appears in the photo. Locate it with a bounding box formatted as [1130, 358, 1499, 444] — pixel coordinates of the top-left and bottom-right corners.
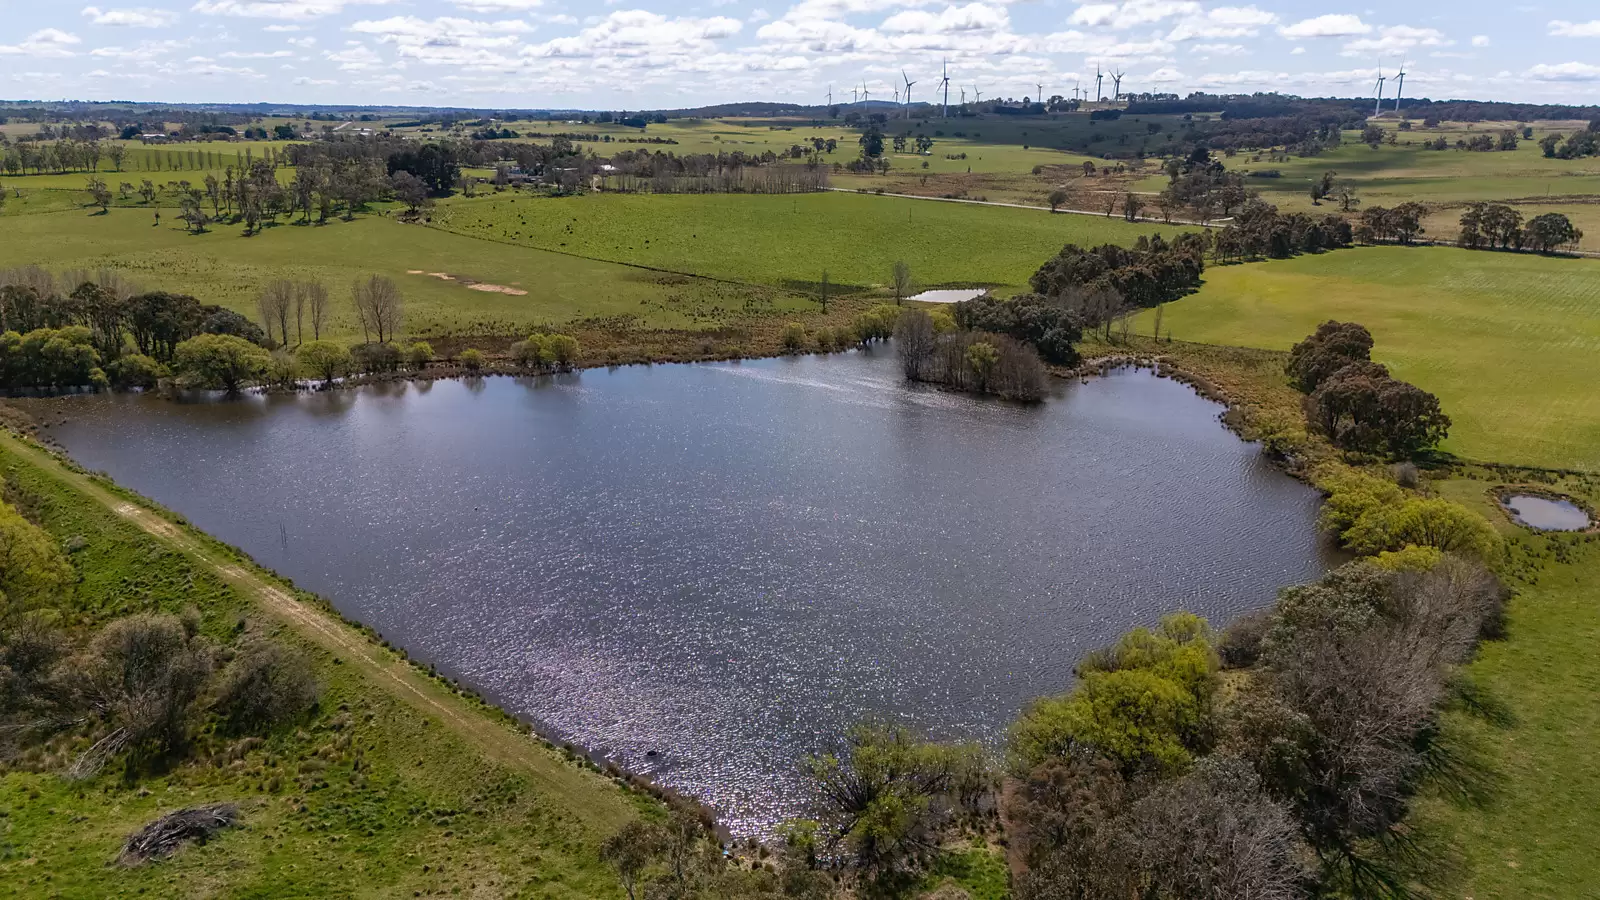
[300, 281, 329, 341]
[351, 275, 402, 344]
[257, 280, 295, 348]
[891, 260, 912, 305]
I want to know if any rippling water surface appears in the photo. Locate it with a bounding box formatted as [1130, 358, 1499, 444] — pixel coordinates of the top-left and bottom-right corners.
[36, 351, 1334, 833]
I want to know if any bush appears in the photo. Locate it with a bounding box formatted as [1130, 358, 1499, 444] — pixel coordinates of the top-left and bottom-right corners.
[212, 642, 319, 735]
[106, 354, 167, 390]
[72, 613, 213, 770]
[350, 342, 402, 374]
[296, 340, 352, 385]
[1343, 498, 1502, 560]
[171, 333, 272, 392]
[780, 323, 807, 352]
[460, 348, 485, 371]
[406, 341, 434, 369]
[265, 351, 300, 388]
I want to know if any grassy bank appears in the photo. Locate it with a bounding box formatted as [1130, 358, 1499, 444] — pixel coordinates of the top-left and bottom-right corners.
[1136, 246, 1600, 471]
[0, 432, 644, 898]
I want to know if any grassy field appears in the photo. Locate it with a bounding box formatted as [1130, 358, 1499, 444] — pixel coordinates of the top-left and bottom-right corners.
[1137, 246, 1600, 471]
[1415, 471, 1600, 898]
[431, 190, 1180, 292]
[0, 432, 643, 898]
[0, 208, 819, 343]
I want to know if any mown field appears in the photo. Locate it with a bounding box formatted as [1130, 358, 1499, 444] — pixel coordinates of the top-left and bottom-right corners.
[0, 208, 818, 343]
[0, 433, 643, 898]
[430, 190, 1179, 292]
[1138, 246, 1600, 471]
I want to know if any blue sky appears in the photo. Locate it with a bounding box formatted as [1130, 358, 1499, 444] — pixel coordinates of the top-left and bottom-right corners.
[2, 0, 1597, 108]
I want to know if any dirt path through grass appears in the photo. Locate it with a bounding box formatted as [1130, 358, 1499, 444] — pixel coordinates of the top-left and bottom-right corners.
[0, 430, 638, 831]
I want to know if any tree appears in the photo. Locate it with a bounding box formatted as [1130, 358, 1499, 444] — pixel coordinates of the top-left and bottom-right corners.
[891, 260, 911, 304]
[212, 641, 319, 735]
[1525, 212, 1583, 254]
[858, 128, 885, 159]
[1122, 192, 1144, 222]
[107, 144, 127, 172]
[600, 820, 662, 900]
[257, 280, 295, 347]
[893, 308, 937, 379]
[295, 340, 351, 386]
[0, 497, 74, 621]
[818, 270, 830, 313]
[803, 723, 984, 878]
[1362, 125, 1384, 148]
[126, 291, 204, 361]
[351, 275, 402, 344]
[1333, 181, 1360, 212]
[1047, 188, 1067, 213]
[1286, 320, 1373, 392]
[301, 281, 329, 341]
[172, 333, 272, 392]
[390, 170, 430, 215]
[69, 613, 213, 774]
[86, 177, 112, 212]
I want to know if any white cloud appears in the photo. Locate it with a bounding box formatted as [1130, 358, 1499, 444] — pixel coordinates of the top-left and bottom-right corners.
[527, 10, 742, 59]
[350, 15, 536, 68]
[1278, 14, 1370, 39]
[882, 3, 1008, 35]
[82, 6, 180, 27]
[1167, 5, 1275, 41]
[1470, 34, 1489, 47]
[293, 75, 336, 84]
[262, 23, 300, 31]
[0, 29, 83, 58]
[324, 43, 383, 69]
[1290, 45, 1304, 54]
[287, 35, 317, 46]
[1527, 61, 1600, 82]
[1191, 41, 1245, 55]
[1069, 0, 1198, 30]
[450, 0, 544, 10]
[1548, 20, 1600, 37]
[1342, 25, 1448, 55]
[191, 0, 395, 21]
[221, 49, 295, 57]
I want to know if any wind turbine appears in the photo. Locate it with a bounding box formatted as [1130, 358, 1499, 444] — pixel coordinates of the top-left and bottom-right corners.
[902, 69, 916, 117]
[1095, 65, 1104, 102]
[1073, 79, 1081, 102]
[973, 84, 982, 103]
[826, 85, 833, 107]
[1036, 83, 1044, 108]
[850, 85, 858, 104]
[861, 82, 870, 103]
[1111, 70, 1124, 101]
[1393, 60, 1407, 113]
[1372, 64, 1387, 117]
[939, 58, 951, 117]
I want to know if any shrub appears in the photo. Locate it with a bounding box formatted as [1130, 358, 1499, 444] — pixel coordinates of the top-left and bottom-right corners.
[212, 642, 319, 735]
[106, 354, 167, 390]
[406, 341, 434, 369]
[460, 348, 485, 371]
[546, 334, 580, 367]
[265, 351, 300, 388]
[1343, 498, 1502, 560]
[350, 342, 402, 374]
[295, 340, 352, 386]
[71, 613, 213, 771]
[780, 323, 807, 352]
[171, 334, 271, 392]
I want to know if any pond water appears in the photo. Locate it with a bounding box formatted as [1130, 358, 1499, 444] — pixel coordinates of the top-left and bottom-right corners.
[1502, 494, 1592, 531]
[908, 288, 988, 304]
[34, 351, 1335, 833]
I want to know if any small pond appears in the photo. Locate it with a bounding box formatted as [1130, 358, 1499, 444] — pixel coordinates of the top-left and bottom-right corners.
[1502, 494, 1593, 532]
[908, 288, 988, 304]
[31, 350, 1336, 833]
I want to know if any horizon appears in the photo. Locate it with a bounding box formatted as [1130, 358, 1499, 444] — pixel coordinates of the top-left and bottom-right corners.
[3, 1, 1598, 109]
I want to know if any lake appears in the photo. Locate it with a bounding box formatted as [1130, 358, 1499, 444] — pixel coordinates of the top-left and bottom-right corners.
[34, 350, 1334, 833]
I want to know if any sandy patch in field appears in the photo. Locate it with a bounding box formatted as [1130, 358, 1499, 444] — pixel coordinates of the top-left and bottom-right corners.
[406, 270, 527, 295]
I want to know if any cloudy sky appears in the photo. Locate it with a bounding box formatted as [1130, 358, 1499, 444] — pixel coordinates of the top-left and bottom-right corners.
[2, 1, 1597, 109]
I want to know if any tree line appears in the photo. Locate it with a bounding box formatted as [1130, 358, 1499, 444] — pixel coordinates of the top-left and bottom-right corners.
[0, 265, 582, 394]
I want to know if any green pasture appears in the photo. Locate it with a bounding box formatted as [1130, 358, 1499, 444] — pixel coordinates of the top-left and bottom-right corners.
[431, 190, 1180, 292]
[0, 209, 809, 341]
[1138, 246, 1600, 470]
[1418, 502, 1600, 899]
